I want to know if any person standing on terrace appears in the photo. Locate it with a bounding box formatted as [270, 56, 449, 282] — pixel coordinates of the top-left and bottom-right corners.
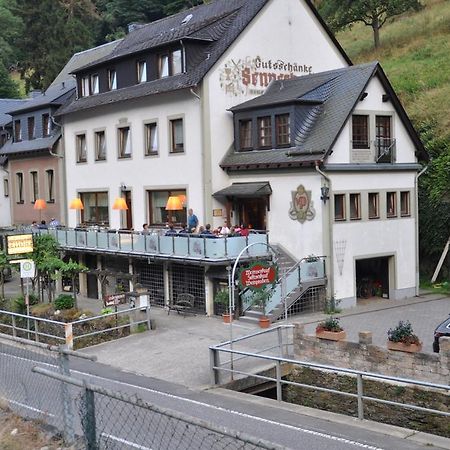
[187, 209, 198, 233]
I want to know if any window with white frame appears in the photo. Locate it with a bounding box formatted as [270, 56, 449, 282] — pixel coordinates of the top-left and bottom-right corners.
[368, 192, 379, 219]
[257, 116, 272, 148]
[158, 49, 183, 78]
[108, 69, 117, 90]
[16, 172, 23, 203]
[349, 193, 361, 220]
[30, 171, 39, 202]
[334, 194, 346, 221]
[3, 178, 9, 197]
[386, 191, 397, 218]
[137, 61, 147, 83]
[81, 76, 90, 97]
[46, 169, 54, 202]
[400, 191, 410, 217]
[90, 74, 99, 94]
[42, 114, 51, 137]
[76, 134, 87, 163]
[239, 119, 252, 150]
[148, 189, 187, 225]
[352, 115, 369, 148]
[144, 122, 158, 155]
[169, 118, 184, 153]
[95, 130, 106, 161]
[118, 126, 131, 158]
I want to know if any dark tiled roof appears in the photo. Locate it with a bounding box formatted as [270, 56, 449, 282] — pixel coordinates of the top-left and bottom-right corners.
[58, 0, 269, 116]
[221, 62, 379, 170]
[221, 61, 426, 171]
[0, 99, 28, 127]
[0, 132, 61, 156]
[213, 182, 272, 197]
[50, 40, 121, 88]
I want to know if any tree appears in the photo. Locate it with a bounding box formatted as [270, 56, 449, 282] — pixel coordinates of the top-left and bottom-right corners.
[0, 251, 11, 300]
[319, 0, 422, 49]
[15, 0, 99, 90]
[58, 258, 87, 309]
[163, 0, 208, 16]
[0, 62, 20, 98]
[0, 0, 23, 67]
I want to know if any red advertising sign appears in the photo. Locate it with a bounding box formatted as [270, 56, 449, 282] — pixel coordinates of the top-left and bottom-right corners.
[240, 263, 277, 290]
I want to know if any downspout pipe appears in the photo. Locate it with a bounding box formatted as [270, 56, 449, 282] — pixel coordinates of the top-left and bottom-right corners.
[315, 161, 334, 301]
[414, 164, 428, 296]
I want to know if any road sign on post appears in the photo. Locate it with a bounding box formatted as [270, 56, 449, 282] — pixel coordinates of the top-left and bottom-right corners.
[20, 260, 35, 278]
[239, 262, 277, 290]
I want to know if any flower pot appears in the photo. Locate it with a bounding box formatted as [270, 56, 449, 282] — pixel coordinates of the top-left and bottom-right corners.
[259, 316, 271, 328]
[222, 313, 232, 324]
[387, 341, 422, 353]
[316, 330, 346, 341]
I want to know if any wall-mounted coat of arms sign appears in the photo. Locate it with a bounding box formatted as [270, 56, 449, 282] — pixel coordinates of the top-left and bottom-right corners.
[288, 185, 316, 223]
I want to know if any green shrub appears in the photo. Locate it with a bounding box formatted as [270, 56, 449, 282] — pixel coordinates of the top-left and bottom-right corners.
[101, 307, 114, 315]
[316, 316, 344, 333]
[13, 294, 39, 314]
[54, 294, 74, 310]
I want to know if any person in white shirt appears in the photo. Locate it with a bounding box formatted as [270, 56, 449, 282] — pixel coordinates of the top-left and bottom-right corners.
[220, 220, 230, 236]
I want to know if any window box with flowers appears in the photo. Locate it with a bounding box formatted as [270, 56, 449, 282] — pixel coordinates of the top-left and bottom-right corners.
[315, 316, 346, 341]
[387, 320, 422, 353]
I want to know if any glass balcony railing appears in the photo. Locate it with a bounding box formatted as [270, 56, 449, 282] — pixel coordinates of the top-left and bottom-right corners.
[34, 228, 271, 261]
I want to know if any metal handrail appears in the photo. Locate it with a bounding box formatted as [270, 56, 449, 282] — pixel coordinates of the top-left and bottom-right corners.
[209, 325, 450, 421]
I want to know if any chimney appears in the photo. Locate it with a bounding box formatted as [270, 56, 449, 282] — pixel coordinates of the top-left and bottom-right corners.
[128, 22, 145, 33]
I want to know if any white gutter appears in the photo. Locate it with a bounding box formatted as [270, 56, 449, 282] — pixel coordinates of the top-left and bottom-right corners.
[414, 164, 428, 296]
[315, 162, 334, 301]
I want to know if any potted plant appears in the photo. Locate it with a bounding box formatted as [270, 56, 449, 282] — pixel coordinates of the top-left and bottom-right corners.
[214, 289, 231, 323]
[387, 320, 422, 353]
[315, 316, 346, 341]
[251, 288, 274, 328]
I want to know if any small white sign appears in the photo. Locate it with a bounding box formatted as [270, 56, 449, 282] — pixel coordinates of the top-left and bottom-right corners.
[20, 260, 35, 278]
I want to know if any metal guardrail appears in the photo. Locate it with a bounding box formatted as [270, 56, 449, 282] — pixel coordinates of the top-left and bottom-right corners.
[1, 227, 271, 261]
[209, 325, 450, 421]
[0, 306, 151, 349]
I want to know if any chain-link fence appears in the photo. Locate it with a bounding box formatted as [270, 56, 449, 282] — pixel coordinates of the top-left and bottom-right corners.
[0, 333, 286, 450]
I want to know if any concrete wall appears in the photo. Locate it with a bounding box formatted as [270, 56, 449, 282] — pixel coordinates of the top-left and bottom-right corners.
[293, 324, 450, 385]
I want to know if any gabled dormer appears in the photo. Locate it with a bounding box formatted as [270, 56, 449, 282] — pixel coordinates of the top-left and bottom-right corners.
[221, 62, 427, 172]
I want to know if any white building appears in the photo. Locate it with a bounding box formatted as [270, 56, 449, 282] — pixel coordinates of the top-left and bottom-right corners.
[56, 0, 426, 316]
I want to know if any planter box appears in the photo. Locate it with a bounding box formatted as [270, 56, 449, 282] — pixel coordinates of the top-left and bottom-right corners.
[259, 316, 271, 328]
[222, 313, 232, 324]
[316, 330, 346, 341]
[387, 341, 422, 353]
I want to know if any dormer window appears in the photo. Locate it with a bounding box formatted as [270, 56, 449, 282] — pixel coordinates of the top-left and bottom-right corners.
[275, 114, 290, 146]
[81, 76, 90, 97]
[239, 120, 252, 150]
[108, 69, 117, 90]
[14, 121, 21, 142]
[90, 74, 99, 94]
[137, 61, 147, 83]
[257, 116, 272, 148]
[159, 49, 183, 78]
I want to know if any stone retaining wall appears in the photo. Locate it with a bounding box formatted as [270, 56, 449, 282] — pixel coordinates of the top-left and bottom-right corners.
[293, 324, 450, 385]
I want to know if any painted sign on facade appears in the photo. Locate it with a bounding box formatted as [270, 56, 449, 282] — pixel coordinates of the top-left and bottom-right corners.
[240, 262, 277, 290]
[219, 56, 313, 97]
[289, 185, 315, 223]
[6, 234, 33, 255]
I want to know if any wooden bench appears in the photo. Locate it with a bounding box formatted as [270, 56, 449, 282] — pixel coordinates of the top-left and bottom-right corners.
[167, 293, 196, 317]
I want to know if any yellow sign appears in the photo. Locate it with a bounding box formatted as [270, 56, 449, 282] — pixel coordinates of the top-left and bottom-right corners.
[7, 234, 34, 255]
[213, 209, 223, 217]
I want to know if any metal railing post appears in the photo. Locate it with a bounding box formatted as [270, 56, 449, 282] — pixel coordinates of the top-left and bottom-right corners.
[131, 232, 134, 251]
[58, 350, 75, 445]
[12, 315, 16, 337]
[357, 373, 364, 420]
[277, 326, 283, 357]
[209, 347, 220, 385]
[64, 323, 73, 350]
[82, 384, 98, 450]
[145, 305, 151, 330]
[276, 360, 282, 402]
[34, 319, 39, 342]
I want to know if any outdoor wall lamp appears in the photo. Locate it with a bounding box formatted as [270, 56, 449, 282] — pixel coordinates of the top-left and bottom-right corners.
[320, 186, 330, 204]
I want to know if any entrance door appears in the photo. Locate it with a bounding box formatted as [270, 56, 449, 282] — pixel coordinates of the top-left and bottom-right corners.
[124, 191, 133, 230]
[237, 198, 267, 230]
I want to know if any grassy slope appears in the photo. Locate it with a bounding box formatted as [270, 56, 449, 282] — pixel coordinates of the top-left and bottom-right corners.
[335, 0, 450, 140]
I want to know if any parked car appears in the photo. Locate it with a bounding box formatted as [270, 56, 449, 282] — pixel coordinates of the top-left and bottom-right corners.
[433, 314, 450, 353]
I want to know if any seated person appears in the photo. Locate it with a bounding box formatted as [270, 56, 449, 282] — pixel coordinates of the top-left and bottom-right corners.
[240, 223, 250, 237]
[165, 223, 177, 236]
[178, 223, 189, 235]
[200, 223, 215, 238]
[220, 220, 230, 236]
